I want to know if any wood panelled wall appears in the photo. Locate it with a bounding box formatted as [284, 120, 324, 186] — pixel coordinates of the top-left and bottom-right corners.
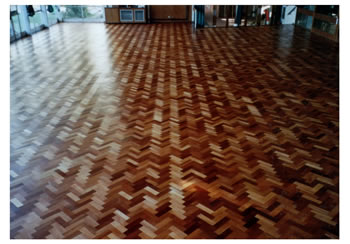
[150, 5, 192, 22]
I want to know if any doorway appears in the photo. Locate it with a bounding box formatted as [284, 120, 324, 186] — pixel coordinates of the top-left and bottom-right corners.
[203, 5, 278, 28]
[205, 5, 236, 27]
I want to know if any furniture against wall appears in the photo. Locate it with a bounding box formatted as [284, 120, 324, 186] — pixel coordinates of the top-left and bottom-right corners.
[134, 9, 146, 22]
[105, 6, 146, 23]
[149, 5, 192, 22]
[105, 7, 119, 23]
[295, 5, 339, 42]
[119, 8, 133, 22]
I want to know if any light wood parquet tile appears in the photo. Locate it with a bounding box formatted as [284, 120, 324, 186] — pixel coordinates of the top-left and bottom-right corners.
[10, 23, 339, 239]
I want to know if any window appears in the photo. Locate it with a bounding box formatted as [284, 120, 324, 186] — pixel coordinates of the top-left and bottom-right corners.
[29, 5, 44, 32]
[296, 12, 313, 30]
[85, 6, 104, 20]
[47, 5, 59, 26]
[33, 5, 41, 11]
[61, 5, 104, 22]
[10, 5, 24, 41]
[61, 5, 84, 19]
[10, 21, 14, 40]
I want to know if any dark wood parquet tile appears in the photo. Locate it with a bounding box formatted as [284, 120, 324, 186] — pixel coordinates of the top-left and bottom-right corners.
[10, 23, 339, 239]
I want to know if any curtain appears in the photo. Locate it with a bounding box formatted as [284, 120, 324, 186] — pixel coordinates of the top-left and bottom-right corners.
[235, 6, 242, 25]
[194, 5, 205, 28]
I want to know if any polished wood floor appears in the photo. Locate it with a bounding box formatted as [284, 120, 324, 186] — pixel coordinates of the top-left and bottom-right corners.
[10, 23, 339, 239]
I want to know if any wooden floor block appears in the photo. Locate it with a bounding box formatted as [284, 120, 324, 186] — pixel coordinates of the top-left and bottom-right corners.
[10, 23, 339, 239]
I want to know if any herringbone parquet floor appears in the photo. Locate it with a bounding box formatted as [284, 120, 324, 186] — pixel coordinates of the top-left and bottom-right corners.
[10, 23, 339, 239]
